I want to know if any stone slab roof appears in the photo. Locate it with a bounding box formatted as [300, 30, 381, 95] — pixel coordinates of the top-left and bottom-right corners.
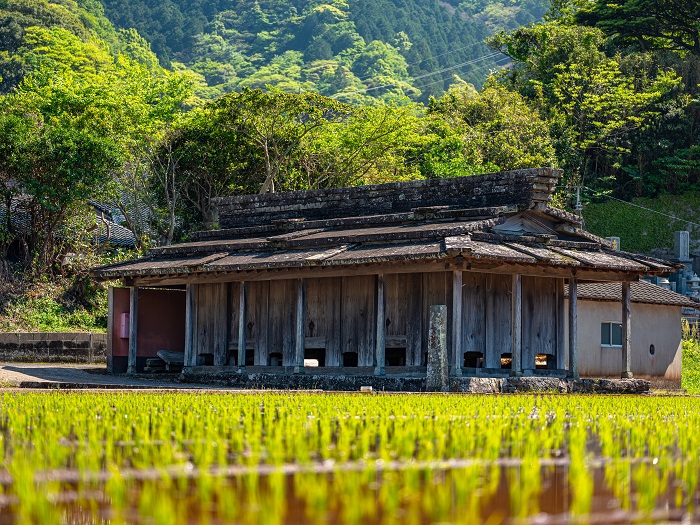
[565, 280, 696, 307]
[91, 168, 678, 282]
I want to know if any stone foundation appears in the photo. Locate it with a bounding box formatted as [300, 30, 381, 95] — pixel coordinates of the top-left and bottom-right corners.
[180, 369, 650, 394]
[0, 333, 107, 363]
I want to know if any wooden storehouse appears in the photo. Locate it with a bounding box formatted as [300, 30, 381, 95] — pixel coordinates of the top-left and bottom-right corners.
[92, 168, 676, 386]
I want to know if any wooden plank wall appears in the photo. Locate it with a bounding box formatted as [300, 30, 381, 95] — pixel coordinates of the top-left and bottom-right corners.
[522, 276, 557, 370]
[422, 272, 452, 367]
[247, 281, 269, 365]
[384, 273, 422, 365]
[484, 274, 512, 368]
[268, 280, 297, 366]
[461, 272, 486, 363]
[193, 283, 228, 365]
[227, 282, 240, 353]
[306, 277, 342, 366]
[341, 275, 376, 366]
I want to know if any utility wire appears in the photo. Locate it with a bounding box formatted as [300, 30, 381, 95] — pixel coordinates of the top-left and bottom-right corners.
[411, 55, 511, 91]
[332, 51, 501, 98]
[582, 186, 700, 228]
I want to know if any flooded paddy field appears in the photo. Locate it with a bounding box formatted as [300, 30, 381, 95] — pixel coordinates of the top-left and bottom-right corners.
[0, 392, 699, 524]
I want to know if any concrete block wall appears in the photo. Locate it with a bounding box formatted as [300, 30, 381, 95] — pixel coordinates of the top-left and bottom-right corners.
[0, 333, 107, 363]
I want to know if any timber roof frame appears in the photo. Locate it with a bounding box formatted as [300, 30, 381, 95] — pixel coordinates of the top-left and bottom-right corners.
[91, 168, 679, 284]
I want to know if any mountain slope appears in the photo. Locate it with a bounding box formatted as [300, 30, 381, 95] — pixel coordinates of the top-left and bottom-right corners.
[96, 0, 548, 102]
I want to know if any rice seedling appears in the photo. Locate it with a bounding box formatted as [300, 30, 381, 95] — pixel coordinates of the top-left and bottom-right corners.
[0, 392, 698, 524]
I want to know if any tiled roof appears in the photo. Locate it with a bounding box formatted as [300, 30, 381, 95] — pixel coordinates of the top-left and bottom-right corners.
[91, 168, 678, 281]
[565, 280, 696, 307]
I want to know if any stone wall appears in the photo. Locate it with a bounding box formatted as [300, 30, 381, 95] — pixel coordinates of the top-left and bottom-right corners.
[0, 333, 107, 363]
[212, 168, 561, 229]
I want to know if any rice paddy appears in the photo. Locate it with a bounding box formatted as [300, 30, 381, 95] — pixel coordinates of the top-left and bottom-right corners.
[1, 392, 699, 524]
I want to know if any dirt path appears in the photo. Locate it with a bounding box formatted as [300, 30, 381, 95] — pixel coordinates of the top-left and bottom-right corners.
[0, 363, 232, 390]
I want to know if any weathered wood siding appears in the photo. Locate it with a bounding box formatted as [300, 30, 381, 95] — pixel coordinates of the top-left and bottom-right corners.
[384, 273, 422, 365]
[461, 272, 487, 364]
[305, 277, 342, 366]
[485, 274, 512, 367]
[193, 283, 228, 365]
[522, 276, 557, 369]
[268, 280, 297, 366]
[341, 275, 376, 366]
[247, 281, 269, 365]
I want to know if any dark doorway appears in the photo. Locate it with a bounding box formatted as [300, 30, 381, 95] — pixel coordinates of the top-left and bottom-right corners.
[536, 354, 555, 370]
[343, 352, 358, 367]
[269, 352, 283, 366]
[305, 348, 326, 367]
[500, 353, 512, 369]
[464, 351, 484, 368]
[386, 348, 406, 367]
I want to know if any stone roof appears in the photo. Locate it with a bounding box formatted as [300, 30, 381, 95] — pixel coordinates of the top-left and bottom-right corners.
[565, 280, 696, 307]
[91, 168, 678, 282]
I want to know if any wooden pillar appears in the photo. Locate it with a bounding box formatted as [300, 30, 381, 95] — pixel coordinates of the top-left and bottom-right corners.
[375, 274, 386, 376]
[511, 274, 522, 376]
[184, 284, 196, 371]
[556, 278, 566, 369]
[237, 281, 247, 371]
[294, 279, 306, 374]
[621, 281, 633, 379]
[568, 276, 579, 379]
[127, 286, 138, 375]
[452, 270, 463, 376]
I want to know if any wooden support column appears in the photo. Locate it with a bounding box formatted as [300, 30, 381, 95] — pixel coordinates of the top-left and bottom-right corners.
[621, 281, 633, 379]
[294, 279, 306, 374]
[183, 284, 196, 371]
[452, 270, 463, 376]
[127, 286, 138, 375]
[556, 278, 566, 370]
[511, 274, 522, 376]
[568, 276, 579, 379]
[237, 281, 248, 371]
[375, 274, 386, 376]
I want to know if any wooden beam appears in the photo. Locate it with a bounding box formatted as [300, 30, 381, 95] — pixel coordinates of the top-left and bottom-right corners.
[294, 278, 306, 374]
[622, 281, 633, 379]
[375, 273, 386, 376]
[184, 284, 196, 370]
[107, 287, 114, 373]
[556, 278, 566, 370]
[127, 286, 138, 375]
[511, 274, 522, 376]
[237, 281, 247, 370]
[127, 260, 647, 289]
[452, 270, 463, 376]
[568, 276, 578, 379]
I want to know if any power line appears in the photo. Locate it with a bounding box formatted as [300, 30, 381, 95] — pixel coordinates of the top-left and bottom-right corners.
[582, 186, 700, 228]
[411, 55, 511, 91]
[332, 52, 502, 98]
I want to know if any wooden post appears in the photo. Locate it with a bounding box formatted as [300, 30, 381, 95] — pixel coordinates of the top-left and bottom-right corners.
[452, 270, 463, 376]
[375, 274, 386, 376]
[294, 278, 306, 374]
[568, 276, 579, 379]
[184, 283, 196, 371]
[237, 281, 247, 371]
[127, 286, 138, 375]
[556, 278, 566, 370]
[107, 287, 114, 373]
[621, 281, 633, 379]
[511, 274, 522, 377]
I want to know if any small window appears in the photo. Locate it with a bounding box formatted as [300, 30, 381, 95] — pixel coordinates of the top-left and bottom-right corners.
[601, 322, 622, 347]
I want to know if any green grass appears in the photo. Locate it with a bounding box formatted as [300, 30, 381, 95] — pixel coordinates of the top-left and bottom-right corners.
[1, 393, 700, 524]
[584, 191, 700, 254]
[682, 336, 700, 394]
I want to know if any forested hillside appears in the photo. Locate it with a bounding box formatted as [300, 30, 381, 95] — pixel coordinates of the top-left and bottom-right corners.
[1, 0, 700, 331]
[96, 0, 547, 102]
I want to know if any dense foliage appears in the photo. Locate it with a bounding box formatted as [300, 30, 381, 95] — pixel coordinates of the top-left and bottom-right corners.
[2, 0, 700, 297]
[96, 0, 547, 102]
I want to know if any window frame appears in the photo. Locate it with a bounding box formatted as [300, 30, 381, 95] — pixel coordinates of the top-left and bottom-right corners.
[600, 321, 623, 348]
